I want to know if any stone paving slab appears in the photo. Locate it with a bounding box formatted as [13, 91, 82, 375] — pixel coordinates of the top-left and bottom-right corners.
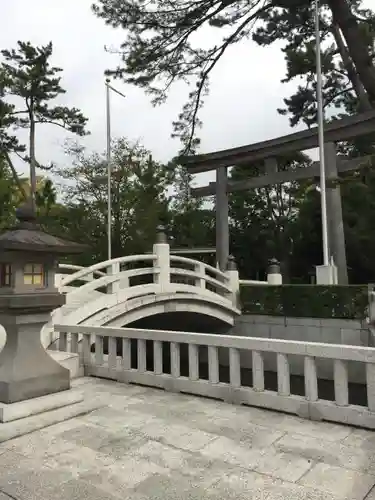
[0, 377, 374, 499]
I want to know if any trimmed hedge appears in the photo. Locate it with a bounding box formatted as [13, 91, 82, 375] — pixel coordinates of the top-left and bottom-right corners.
[240, 285, 369, 319]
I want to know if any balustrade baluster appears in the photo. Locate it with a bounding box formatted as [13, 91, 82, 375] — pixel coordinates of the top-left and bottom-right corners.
[138, 339, 147, 373]
[59, 331, 68, 352]
[252, 351, 265, 391]
[82, 334, 91, 366]
[153, 340, 163, 375]
[122, 338, 131, 370]
[208, 346, 219, 384]
[366, 363, 375, 411]
[229, 347, 241, 388]
[70, 333, 79, 354]
[277, 353, 290, 396]
[304, 356, 318, 401]
[334, 359, 349, 406]
[170, 342, 180, 378]
[108, 337, 117, 371]
[95, 336, 104, 366]
[188, 344, 199, 381]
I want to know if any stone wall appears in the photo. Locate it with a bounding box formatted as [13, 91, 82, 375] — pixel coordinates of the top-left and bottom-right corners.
[228, 314, 372, 384]
[232, 314, 371, 346]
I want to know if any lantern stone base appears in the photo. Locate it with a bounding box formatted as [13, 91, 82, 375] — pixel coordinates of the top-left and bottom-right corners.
[0, 372, 70, 405]
[0, 308, 70, 404]
[0, 389, 83, 423]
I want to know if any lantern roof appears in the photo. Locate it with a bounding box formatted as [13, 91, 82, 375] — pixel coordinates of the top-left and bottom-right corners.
[0, 202, 88, 255]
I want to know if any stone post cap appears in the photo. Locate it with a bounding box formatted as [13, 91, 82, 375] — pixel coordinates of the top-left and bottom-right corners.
[15, 200, 36, 225]
[226, 255, 237, 271]
[155, 226, 167, 244]
[268, 258, 281, 274]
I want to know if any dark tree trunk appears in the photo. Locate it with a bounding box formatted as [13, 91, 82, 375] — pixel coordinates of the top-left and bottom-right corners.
[29, 114, 37, 211]
[331, 23, 372, 112]
[328, 0, 375, 104]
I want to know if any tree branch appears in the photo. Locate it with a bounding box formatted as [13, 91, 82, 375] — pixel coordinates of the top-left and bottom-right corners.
[34, 119, 69, 129]
[179, 2, 272, 152]
[3, 152, 27, 201]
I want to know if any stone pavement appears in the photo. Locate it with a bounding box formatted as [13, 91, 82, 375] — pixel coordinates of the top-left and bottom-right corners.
[0, 377, 374, 499]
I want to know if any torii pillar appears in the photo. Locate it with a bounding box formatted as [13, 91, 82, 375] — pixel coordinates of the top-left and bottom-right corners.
[215, 166, 229, 271]
[325, 142, 348, 284]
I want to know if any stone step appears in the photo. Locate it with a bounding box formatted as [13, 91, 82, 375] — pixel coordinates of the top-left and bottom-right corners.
[48, 350, 83, 379]
[0, 396, 103, 443]
[0, 390, 84, 423]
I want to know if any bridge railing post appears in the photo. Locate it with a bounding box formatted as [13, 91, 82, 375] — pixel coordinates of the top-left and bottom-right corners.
[226, 255, 239, 307]
[195, 263, 206, 290]
[153, 226, 170, 292]
[54, 273, 63, 289]
[107, 262, 120, 294]
[367, 285, 375, 337]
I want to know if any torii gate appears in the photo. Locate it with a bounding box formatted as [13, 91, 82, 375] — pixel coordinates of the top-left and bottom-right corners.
[179, 110, 375, 284]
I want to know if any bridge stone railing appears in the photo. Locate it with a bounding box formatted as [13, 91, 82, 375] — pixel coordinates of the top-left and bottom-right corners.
[55, 264, 106, 287]
[55, 237, 239, 308]
[54, 323, 375, 430]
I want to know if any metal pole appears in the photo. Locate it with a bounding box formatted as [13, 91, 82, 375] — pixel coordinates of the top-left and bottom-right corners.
[315, 0, 329, 266]
[106, 78, 112, 261]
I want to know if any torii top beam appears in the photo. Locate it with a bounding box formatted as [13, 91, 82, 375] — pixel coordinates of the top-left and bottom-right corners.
[179, 110, 375, 176]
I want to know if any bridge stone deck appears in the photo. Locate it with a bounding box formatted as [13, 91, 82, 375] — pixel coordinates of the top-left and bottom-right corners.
[0, 377, 375, 500]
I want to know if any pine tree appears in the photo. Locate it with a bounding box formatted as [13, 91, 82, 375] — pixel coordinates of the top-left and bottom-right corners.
[253, 0, 375, 128]
[0, 41, 88, 208]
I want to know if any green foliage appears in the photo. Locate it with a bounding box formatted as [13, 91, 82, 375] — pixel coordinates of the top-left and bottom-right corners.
[240, 284, 369, 319]
[169, 207, 215, 252]
[229, 152, 312, 280]
[167, 161, 215, 249]
[0, 156, 16, 229]
[288, 156, 375, 284]
[53, 138, 173, 262]
[35, 178, 57, 214]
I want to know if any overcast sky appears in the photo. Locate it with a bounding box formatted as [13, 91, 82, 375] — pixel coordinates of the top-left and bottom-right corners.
[1, 0, 352, 187]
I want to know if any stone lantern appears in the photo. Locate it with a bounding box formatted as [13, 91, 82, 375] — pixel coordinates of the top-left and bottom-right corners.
[0, 204, 87, 414]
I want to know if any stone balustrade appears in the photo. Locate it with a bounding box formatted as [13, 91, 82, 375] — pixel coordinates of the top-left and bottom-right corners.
[54, 323, 375, 430]
[55, 247, 238, 307]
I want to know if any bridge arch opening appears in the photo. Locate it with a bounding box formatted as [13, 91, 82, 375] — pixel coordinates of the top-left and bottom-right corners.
[124, 310, 231, 334]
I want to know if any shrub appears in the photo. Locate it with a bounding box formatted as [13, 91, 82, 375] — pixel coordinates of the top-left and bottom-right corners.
[240, 284, 369, 319]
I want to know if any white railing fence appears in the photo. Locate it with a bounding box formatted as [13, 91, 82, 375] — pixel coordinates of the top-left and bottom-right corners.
[240, 279, 276, 286]
[54, 323, 375, 430]
[55, 264, 106, 288]
[239, 262, 283, 286]
[56, 240, 239, 307]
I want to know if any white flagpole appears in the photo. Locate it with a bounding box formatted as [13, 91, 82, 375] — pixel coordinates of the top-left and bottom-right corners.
[315, 0, 329, 266]
[105, 78, 127, 261]
[105, 78, 112, 260]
